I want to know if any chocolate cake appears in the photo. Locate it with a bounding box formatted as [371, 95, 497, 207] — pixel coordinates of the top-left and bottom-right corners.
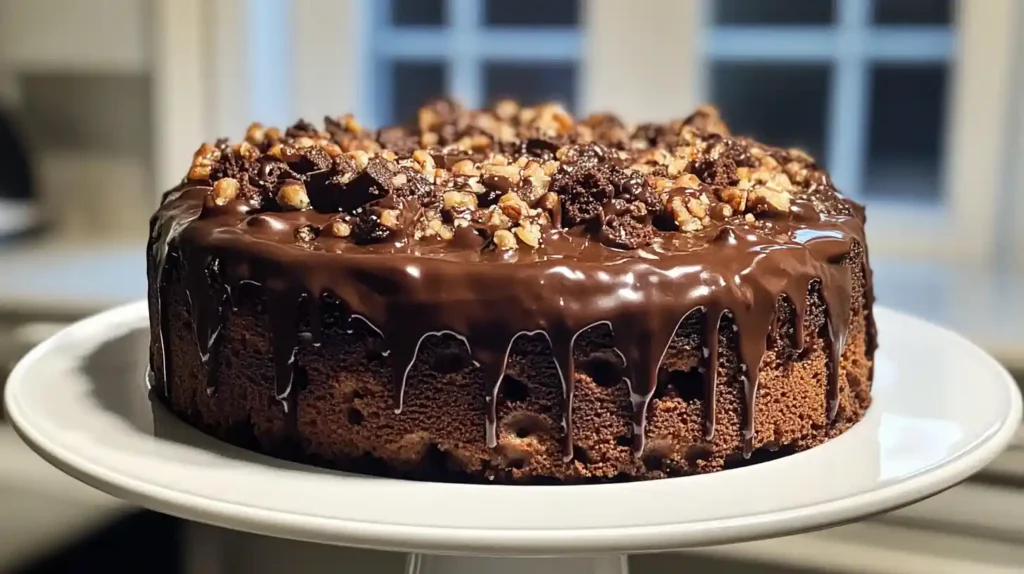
[147, 99, 876, 483]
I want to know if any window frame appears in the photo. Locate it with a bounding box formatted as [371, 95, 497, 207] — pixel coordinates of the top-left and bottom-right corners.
[187, 0, 1018, 267]
[697, 0, 1018, 265]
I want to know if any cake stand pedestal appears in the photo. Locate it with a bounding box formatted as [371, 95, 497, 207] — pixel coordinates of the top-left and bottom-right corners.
[4, 302, 1021, 574]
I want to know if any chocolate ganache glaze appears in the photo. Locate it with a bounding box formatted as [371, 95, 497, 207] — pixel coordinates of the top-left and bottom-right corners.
[148, 99, 875, 478]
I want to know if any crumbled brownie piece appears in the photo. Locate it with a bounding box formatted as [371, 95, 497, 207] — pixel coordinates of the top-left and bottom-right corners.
[293, 145, 333, 175]
[550, 148, 616, 227]
[257, 157, 300, 191]
[334, 156, 401, 213]
[377, 126, 420, 157]
[352, 212, 394, 244]
[286, 119, 321, 139]
[600, 215, 654, 250]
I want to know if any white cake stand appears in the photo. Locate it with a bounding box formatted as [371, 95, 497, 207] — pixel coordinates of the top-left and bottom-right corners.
[4, 301, 1021, 574]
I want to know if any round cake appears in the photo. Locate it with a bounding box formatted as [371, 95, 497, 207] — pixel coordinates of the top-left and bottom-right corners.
[147, 99, 876, 483]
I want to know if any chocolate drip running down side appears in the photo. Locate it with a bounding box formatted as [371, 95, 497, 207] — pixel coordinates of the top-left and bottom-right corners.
[152, 186, 866, 460]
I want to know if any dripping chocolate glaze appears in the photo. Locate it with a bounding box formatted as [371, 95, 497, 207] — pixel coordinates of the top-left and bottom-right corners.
[149, 183, 870, 460]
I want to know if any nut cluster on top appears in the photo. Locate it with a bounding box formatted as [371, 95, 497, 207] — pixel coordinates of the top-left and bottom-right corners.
[185, 98, 844, 251]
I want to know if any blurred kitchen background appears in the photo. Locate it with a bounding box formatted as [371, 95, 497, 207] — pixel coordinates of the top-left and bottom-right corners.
[1, 0, 1023, 572]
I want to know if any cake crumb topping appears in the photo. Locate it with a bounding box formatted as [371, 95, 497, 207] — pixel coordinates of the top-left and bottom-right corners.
[183, 98, 852, 251]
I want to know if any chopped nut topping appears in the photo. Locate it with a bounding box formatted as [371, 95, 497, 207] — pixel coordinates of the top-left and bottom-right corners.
[749, 188, 791, 212]
[482, 164, 522, 184]
[187, 143, 221, 181]
[637, 148, 671, 166]
[325, 218, 352, 238]
[380, 209, 401, 229]
[788, 148, 814, 164]
[412, 149, 435, 172]
[498, 193, 529, 221]
[493, 228, 517, 250]
[760, 154, 780, 171]
[245, 122, 266, 145]
[341, 114, 362, 134]
[720, 187, 748, 213]
[494, 99, 519, 121]
[537, 192, 560, 214]
[269, 143, 301, 162]
[709, 202, 733, 221]
[176, 98, 851, 250]
[211, 177, 239, 205]
[686, 196, 707, 219]
[667, 158, 688, 177]
[668, 195, 703, 232]
[676, 173, 701, 189]
[465, 176, 486, 195]
[320, 141, 343, 158]
[277, 180, 310, 211]
[443, 191, 478, 211]
[421, 132, 440, 147]
[347, 150, 370, 170]
[451, 159, 479, 177]
[238, 141, 261, 162]
[514, 222, 541, 248]
[188, 164, 212, 181]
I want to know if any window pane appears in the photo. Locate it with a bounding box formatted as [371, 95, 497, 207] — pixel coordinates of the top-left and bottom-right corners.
[714, 0, 834, 25]
[390, 62, 447, 126]
[872, 0, 952, 25]
[391, 0, 446, 27]
[709, 63, 830, 164]
[864, 65, 947, 201]
[484, 63, 578, 113]
[484, 0, 579, 27]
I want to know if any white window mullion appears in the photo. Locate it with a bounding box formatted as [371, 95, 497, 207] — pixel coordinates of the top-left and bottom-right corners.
[377, 29, 579, 62]
[152, 0, 209, 194]
[245, 0, 289, 129]
[449, 0, 482, 109]
[582, 0, 702, 123]
[867, 27, 953, 62]
[368, 0, 394, 127]
[290, 0, 364, 123]
[826, 0, 871, 199]
[707, 27, 952, 63]
[707, 27, 836, 62]
[210, 1, 248, 138]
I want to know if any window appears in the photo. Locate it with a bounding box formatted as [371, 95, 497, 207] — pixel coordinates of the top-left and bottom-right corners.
[237, 0, 1018, 266]
[365, 0, 582, 127]
[702, 0, 993, 262]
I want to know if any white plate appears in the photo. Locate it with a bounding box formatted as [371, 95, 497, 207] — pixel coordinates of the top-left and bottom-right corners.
[3, 301, 1020, 556]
